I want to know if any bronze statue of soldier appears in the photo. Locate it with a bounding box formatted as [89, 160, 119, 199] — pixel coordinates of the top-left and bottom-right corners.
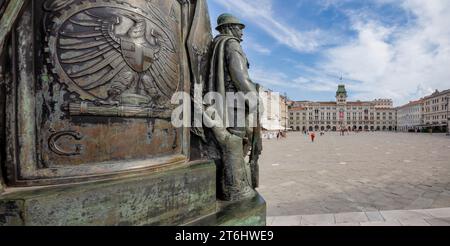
[203, 14, 263, 202]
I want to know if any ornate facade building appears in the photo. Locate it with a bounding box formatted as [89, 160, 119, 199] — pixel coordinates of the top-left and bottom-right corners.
[289, 85, 397, 132]
[421, 89, 450, 133]
[397, 100, 423, 132]
[260, 87, 289, 138]
[280, 94, 289, 131]
[396, 89, 449, 133]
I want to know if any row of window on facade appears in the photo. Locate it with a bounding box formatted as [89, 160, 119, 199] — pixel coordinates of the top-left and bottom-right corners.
[299, 105, 383, 110]
[424, 105, 448, 112]
[290, 121, 395, 125]
[290, 112, 394, 116]
[290, 116, 393, 121]
[425, 97, 448, 105]
[425, 115, 448, 121]
[398, 115, 421, 119]
[290, 125, 396, 131]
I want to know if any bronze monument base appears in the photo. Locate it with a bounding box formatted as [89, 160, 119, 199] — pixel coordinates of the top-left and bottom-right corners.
[185, 193, 266, 226]
[0, 161, 266, 226]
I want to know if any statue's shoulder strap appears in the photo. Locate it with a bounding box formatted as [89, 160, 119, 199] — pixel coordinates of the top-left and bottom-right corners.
[224, 38, 244, 53]
[223, 38, 247, 64]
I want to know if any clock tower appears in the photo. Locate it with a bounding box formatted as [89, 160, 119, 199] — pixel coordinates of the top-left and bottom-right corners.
[336, 84, 348, 105]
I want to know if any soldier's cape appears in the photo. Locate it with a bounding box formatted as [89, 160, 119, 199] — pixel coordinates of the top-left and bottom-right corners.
[207, 34, 262, 188]
[207, 34, 241, 127]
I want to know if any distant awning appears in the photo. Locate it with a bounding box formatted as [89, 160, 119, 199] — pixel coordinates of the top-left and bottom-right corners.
[418, 124, 447, 128]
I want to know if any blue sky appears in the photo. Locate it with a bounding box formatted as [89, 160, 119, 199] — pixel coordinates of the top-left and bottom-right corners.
[208, 0, 450, 106]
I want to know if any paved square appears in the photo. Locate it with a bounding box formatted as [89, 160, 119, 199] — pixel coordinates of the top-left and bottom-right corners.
[257, 132, 450, 217]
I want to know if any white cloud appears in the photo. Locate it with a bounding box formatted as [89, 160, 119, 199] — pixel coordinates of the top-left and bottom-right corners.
[250, 65, 346, 95]
[247, 42, 271, 55]
[243, 36, 272, 55]
[305, 0, 450, 105]
[250, 68, 294, 88]
[211, 0, 329, 53]
[211, 0, 450, 106]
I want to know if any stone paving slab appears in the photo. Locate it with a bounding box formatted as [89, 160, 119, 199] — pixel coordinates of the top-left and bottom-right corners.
[360, 221, 402, 226]
[422, 207, 450, 218]
[365, 211, 385, 222]
[331, 223, 361, 226]
[300, 214, 335, 226]
[380, 210, 433, 221]
[267, 207, 450, 226]
[334, 212, 369, 224]
[424, 217, 450, 226]
[270, 215, 301, 226]
[398, 218, 431, 226]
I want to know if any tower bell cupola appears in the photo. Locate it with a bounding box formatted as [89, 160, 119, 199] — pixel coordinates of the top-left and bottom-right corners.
[336, 84, 348, 105]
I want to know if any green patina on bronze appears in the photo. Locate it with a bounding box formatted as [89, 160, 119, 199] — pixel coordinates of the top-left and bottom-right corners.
[0, 161, 216, 226]
[186, 193, 266, 226]
[198, 13, 263, 202]
[0, 0, 26, 52]
[215, 13, 245, 31]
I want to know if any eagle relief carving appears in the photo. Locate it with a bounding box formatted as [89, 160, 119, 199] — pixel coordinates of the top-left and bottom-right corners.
[44, 0, 181, 118]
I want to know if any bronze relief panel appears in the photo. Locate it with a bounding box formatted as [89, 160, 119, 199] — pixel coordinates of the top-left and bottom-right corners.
[6, 0, 191, 185]
[45, 0, 181, 109]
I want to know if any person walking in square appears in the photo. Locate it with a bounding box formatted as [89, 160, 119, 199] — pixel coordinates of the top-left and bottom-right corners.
[310, 132, 316, 142]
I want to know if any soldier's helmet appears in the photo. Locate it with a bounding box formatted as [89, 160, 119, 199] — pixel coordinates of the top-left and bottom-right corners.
[216, 13, 245, 31]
